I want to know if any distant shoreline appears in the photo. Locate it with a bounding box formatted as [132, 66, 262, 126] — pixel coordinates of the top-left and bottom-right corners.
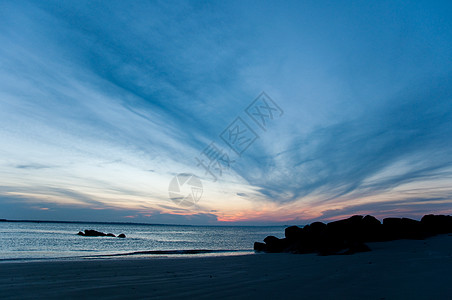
[0, 218, 175, 226]
[0, 219, 284, 227]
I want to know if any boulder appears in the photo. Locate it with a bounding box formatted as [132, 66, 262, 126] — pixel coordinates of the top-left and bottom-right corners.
[361, 215, 384, 241]
[421, 214, 452, 234]
[83, 229, 107, 237]
[285, 225, 304, 240]
[254, 242, 267, 252]
[309, 222, 327, 235]
[301, 222, 329, 252]
[316, 236, 347, 255]
[77, 230, 123, 237]
[362, 215, 381, 227]
[383, 217, 425, 240]
[263, 236, 288, 253]
[327, 215, 364, 241]
[254, 214, 451, 256]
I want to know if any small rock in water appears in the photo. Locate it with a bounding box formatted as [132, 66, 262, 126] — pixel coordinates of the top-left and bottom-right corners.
[77, 230, 126, 238]
[83, 229, 107, 237]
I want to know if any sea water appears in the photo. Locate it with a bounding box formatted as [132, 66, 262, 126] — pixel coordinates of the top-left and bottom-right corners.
[0, 221, 285, 261]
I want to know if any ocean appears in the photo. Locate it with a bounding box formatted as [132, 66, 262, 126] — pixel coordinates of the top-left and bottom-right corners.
[0, 221, 286, 261]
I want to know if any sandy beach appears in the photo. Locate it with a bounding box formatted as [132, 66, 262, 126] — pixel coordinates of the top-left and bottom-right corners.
[1, 234, 451, 300]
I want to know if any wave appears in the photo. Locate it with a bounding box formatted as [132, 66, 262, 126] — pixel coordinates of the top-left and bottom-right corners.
[87, 249, 249, 257]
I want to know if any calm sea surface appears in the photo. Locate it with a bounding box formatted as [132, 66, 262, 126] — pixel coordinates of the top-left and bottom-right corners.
[0, 222, 286, 261]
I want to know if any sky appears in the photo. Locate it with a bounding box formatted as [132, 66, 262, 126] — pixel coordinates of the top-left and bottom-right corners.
[0, 0, 451, 225]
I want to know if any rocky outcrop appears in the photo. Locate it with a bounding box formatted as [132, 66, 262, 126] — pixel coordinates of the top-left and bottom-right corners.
[77, 230, 125, 238]
[382, 217, 426, 240]
[254, 214, 452, 255]
[420, 214, 452, 234]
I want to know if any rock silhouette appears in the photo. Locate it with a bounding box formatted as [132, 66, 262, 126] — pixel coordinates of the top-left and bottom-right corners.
[421, 214, 452, 234]
[77, 230, 125, 238]
[254, 214, 452, 255]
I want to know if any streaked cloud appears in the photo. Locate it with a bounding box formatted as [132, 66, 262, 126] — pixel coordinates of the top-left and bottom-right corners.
[0, 0, 451, 224]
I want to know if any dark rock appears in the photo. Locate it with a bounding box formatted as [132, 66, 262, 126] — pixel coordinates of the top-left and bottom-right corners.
[263, 235, 279, 244]
[254, 242, 267, 252]
[83, 229, 107, 237]
[362, 215, 381, 227]
[285, 225, 303, 240]
[327, 215, 364, 241]
[309, 222, 327, 235]
[383, 217, 425, 240]
[77, 230, 125, 238]
[300, 222, 329, 252]
[316, 236, 347, 255]
[263, 236, 288, 253]
[341, 242, 372, 255]
[421, 214, 452, 234]
[254, 214, 451, 256]
[361, 215, 384, 241]
[284, 226, 312, 253]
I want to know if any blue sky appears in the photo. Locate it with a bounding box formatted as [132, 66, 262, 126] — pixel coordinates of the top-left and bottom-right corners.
[0, 0, 451, 224]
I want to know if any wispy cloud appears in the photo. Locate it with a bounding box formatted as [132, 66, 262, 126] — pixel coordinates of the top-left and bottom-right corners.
[235, 78, 452, 204]
[15, 164, 53, 170]
[0, 1, 451, 223]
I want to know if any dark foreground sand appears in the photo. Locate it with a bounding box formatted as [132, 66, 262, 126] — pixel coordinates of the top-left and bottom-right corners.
[1, 235, 451, 300]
